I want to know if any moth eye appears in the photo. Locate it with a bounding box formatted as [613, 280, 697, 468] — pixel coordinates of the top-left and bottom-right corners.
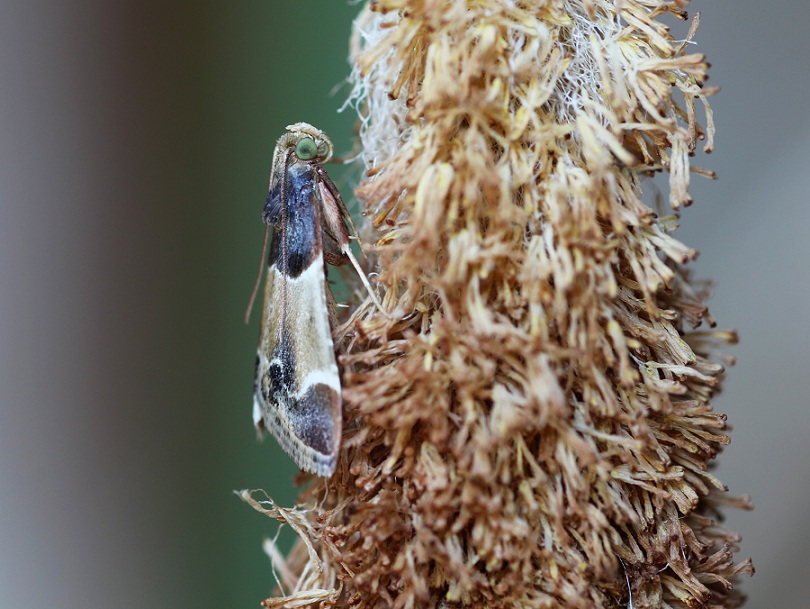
[295, 137, 319, 160]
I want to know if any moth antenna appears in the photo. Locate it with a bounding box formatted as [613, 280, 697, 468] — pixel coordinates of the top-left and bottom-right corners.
[244, 223, 271, 324]
[341, 243, 395, 319]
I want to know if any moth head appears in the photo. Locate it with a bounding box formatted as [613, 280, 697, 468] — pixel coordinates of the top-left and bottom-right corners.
[285, 122, 334, 164]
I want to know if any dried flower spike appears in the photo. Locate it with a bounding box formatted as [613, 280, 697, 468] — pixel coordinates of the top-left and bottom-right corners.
[247, 2, 754, 607]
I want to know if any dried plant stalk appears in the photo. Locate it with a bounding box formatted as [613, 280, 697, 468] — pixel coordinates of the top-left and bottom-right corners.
[247, 1, 754, 607]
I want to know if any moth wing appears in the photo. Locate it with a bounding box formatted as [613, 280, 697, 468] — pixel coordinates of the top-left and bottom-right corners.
[253, 184, 342, 477]
[261, 167, 283, 225]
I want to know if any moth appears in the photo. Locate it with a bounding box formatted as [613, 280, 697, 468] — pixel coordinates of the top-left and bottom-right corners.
[251, 122, 368, 478]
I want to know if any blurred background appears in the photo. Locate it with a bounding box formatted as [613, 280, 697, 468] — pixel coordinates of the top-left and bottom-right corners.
[0, 1, 806, 608]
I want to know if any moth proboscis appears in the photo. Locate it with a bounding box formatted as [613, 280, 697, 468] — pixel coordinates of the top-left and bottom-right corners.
[251, 122, 384, 478]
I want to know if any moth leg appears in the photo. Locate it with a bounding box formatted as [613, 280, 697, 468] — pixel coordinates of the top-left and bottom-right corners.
[322, 232, 350, 267]
[323, 251, 348, 266]
[317, 168, 394, 319]
[316, 166, 362, 246]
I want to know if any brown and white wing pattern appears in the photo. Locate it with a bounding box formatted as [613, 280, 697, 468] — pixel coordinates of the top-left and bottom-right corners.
[253, 132, 342, 477]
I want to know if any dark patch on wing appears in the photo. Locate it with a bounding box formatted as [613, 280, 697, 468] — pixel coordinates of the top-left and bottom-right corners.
[262, 178, 282, 225]
[269, 333, 296, 397]
[289, 384, 340, 456]
[266, 162, 322, 279]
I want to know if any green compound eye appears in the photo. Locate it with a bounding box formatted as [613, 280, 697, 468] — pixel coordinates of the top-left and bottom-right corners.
[295, 137, 318, 160]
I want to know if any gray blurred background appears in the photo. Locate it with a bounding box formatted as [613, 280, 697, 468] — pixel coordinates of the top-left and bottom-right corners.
[0, 1, 805, 608]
